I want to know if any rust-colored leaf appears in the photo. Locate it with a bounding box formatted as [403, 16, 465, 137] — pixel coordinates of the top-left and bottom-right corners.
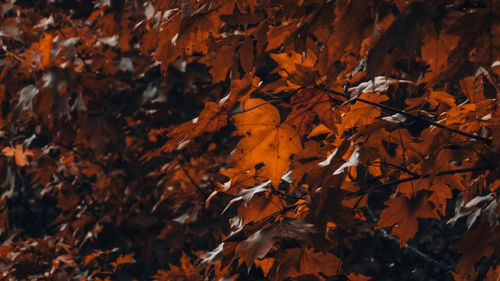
[111, 253, 135, 272]
[276, 247, 342, 279]
[239, 37, 254, 73]
[420, 27, 460, 84]
[337, 93, 389, 135]
[376, 192, 439, 247]
[231, 98, 302, 187]
[237, 193, 282, 224]
[39, 33, 53, 67]
[255, 257, 274, 277]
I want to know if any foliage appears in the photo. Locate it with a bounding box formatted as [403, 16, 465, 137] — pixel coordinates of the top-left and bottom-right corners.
[0, 0, 499, 280]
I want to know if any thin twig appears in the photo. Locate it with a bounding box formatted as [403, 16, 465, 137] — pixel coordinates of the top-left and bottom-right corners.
[371, 166, 493, 191]
[271, 187, 304, 200]
[175, 155, 209, 199]
[258, 202, 306, 225]
[374, 161, 420, 178]
[319, 87, 492, 145]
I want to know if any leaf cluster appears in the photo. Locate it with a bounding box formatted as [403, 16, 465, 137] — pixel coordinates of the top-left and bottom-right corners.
[0, 0, 499, 280]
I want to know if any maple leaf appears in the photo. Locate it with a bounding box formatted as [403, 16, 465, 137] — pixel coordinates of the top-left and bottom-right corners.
[420, 26, 460, 84]
[236, 219, 315, 268]
[205, 42, 236, 83]
[161, 101, 227, 152]
[39, 33, 53, 67]
[336, 92, 389, 135]
[156, 253, 202, 281]
[84, 252, 101, 265]
[270, 50, 321, 89]
[376, 192, 439, 247]
[459, 76, 485, 103]
[454, 223, 500, 279]
[236, 227, 276, 268]
[397, 177, 453, 215]
[2, 145, 35, 167]
[275, 247, 342, 279]
[237, 193, 282, 224]
[231, 98, 302, 187]
[2, 1, 500, 280]
[111, 253, 135, 272]
[285, 88, 339, 136]
[255, 257, 274, 277]
[266, 24, 295, 51]
[217, 168, 260, 195]
[427, 91, 456, 108]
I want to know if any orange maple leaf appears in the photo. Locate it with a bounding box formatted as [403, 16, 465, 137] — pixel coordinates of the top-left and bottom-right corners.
[237, 193, 282, 224]
[397, 177, 453, 215]
[231, 98, 302, 187]
[2, 144, 35, 167]
[161, 101, 227, 152]
[337, 92, 389, 135]
[39, 33, 53, 67]
[270, 50, 321, 89]
[376, 192, 439, 247]
[254, 258, 274, 277]
[111, 253, 135, 272]
[155, 253, 202, 281]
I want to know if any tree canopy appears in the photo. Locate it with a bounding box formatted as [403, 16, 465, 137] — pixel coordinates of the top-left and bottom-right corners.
[0, 0, 499, 280]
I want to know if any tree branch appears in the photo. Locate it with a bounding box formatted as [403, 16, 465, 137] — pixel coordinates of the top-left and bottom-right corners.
[319, 87, 492, 145]
[364, 204, 454, 270]
[371, 166, 493, 191]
